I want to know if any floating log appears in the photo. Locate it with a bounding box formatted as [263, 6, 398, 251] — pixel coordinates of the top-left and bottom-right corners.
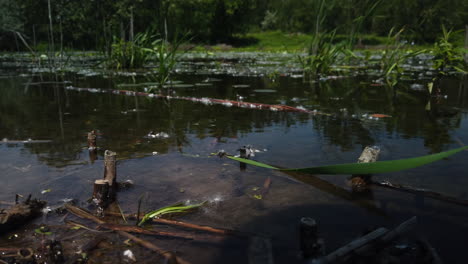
[350, 146, 380, 192]
[65, 85, 321, 115]
[0, 197, 46, 234]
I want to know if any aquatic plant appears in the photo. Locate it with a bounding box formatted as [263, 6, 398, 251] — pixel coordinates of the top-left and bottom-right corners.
[152, 36, 186, 89]
[138, 201, 204, 226]
[431, 26, 467, 75]
[107, 32, 157, 69]
[226, 146, 468, 175]
[298, 30, 344, 78]
[380, 28, 425, 86]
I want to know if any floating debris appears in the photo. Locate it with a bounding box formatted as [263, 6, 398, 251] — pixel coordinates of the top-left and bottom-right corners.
[123, 249, 136, 262]
[370, 114, 392, 118]
[233, 84, 250, 88]
[146, 131, 169, 139]
[253, 89, 277, 93]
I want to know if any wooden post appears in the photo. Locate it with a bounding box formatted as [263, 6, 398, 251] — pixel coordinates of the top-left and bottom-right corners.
[300, 217, 324, 259]
[88, 130, 97, 163]
[104, 150, 117, 186]
[239, 146, 248, 171]
[91, 150, 117, 208]
[350, 146, 380, 192]
[87, 130, 97, 150]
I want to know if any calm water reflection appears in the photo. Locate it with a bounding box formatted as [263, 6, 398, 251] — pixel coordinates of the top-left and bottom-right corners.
[1, 58, 468, 263]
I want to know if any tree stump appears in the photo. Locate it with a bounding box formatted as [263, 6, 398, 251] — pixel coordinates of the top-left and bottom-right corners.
[300, 217, 324, 259]
[91, 150, 117, 208]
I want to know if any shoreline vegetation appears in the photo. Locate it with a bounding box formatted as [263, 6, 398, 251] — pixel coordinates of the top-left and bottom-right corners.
[2, 30, 467, 54]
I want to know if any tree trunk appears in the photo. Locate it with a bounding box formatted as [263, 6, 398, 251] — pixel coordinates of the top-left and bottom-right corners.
[129, 8, 134, 42]
[47, 0, 55, 55]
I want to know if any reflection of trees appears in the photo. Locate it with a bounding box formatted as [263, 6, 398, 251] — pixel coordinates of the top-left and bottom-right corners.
[1, 74, 309, 167]
[1, 72, 467, 167]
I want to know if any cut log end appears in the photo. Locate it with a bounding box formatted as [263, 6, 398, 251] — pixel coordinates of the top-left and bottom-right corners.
[350, 146, 381, 192]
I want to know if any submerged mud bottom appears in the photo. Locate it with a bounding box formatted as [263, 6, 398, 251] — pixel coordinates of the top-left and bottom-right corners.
[0, 200, 447, 264]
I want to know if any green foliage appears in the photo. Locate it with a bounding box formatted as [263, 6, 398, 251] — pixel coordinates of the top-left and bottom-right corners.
[431, 26, 467, 74]
[152, 38, 184, 89]
[0, 0, 22, 31]
[227, 146, 468, 175]
[108, 32, 156, 69]
[1, 0, 467, 51]
[138, 201, 205, 226]
[298, 31, 344, 77]
[380, 28, 425, 86]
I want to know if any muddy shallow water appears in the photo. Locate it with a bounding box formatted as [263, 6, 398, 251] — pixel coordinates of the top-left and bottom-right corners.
[1, 53, 468, 263]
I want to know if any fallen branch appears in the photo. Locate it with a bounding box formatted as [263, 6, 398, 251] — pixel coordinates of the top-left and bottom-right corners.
[0, 197, 46, 234]
[105, 211, 253, 238]
[99, 223, 224, 242]
[65, 85, 320, 115]
[310, 217, 417, 264]
[65, 204, 190, 264]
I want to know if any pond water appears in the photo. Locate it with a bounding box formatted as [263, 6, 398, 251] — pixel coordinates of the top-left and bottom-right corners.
[1, 53, 468, 263]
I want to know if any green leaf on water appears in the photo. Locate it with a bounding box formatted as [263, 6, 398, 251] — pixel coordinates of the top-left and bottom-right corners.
[35, 227, 52, 235]
[226, 156, 278, 169]
[138, 201, 205, 226]
[253, 194, 263, 200]
[227, 146, 468, 175]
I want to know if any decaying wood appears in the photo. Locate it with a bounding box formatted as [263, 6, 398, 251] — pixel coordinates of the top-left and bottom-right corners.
[299, 217, 324, 259]
[105, 211, 253, 238]
[87, 130, 97, 150]
[0, 201, 15, 206]
[103, 150, 117, 185]
[65, 204, 189, 264]
[117, 231, 190, 264]
[421, 239, 444, 264]
[315, 228, 389, 264]
[99, 224, 221, 241]
[92, 179, 110, 207]
[64, 236, 105, 264]
[92, 150, 117, 207]
[0, 198, 46, 234]
[350, 146, 380, 192]
[310, 217, 417, 264]
[372, 180, 468, 207]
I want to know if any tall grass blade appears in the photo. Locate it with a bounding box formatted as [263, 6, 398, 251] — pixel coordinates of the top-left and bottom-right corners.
[227, 146, 468, 175]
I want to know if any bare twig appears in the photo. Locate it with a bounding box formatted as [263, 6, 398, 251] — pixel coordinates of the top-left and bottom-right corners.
[65, 204, 190, 264]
